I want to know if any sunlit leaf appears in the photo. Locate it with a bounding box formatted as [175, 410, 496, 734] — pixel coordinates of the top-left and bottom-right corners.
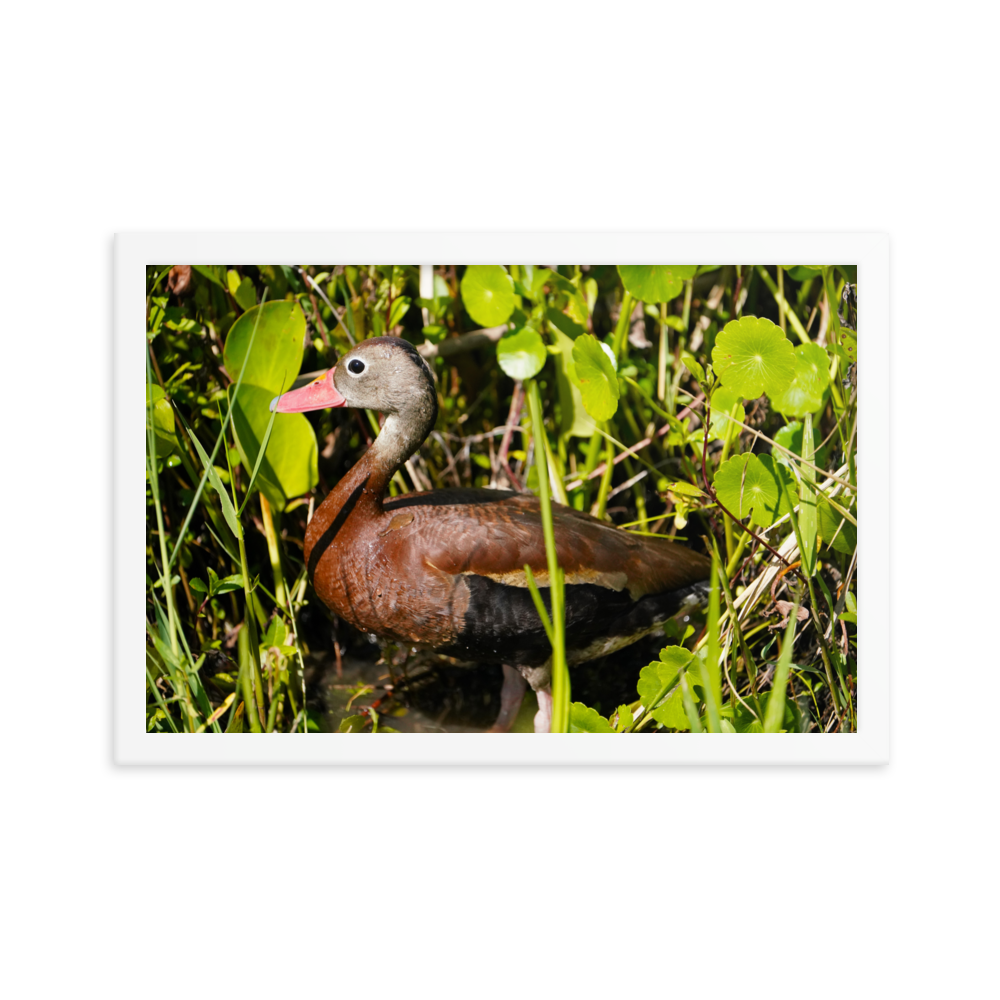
[496, 327, 546, 380]
[569, 702, 613, 733]
[771, 343, 830, 417]
[711, 316, 795, 399]
[713, 453, 796, 528]
[230, 385, 318, 512]
[637, 646, 692, 712]
[223, 301, 307, 397]
[460, 265, 516, 327]
[618, 265, 697, 303]
[570, 334, 620, 421]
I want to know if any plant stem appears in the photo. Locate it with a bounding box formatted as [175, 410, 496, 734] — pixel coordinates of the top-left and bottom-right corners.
[526, 380, 569, 733]
[236, 530, 265, 733]
[259, 494, 287, 608]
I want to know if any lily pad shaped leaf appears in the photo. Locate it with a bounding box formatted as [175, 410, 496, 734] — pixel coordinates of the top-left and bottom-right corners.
[460, 265, 516, 327]
[714, 453, 796, 528]
[570, 334, 620, 421]
[230, 384, 318, 511]
[497, 327, 547, 380]
[771, 343, 830, 417]
[224, 301, 307, 397]
[618, 265, 697, 304]
[712, 316, 795, 399]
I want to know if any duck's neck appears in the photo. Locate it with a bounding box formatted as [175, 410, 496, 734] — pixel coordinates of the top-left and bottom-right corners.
[349, 411, 429, 502]
[305, 396, 437, 577]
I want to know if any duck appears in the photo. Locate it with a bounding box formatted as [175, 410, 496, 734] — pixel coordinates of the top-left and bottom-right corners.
[271, 336, 711, 732]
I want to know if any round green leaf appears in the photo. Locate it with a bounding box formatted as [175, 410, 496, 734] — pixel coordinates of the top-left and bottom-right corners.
[223, 301, 307, 397]
[496, 327, 546, 380]
[770, 343, 830, 417]
[230, 384, 318, 511]
[570, 334, 620, 422]
[713, 452, 796, 528]
[459, 265, 516, 327]
[617, 265, 697, 303]
[709, 386, 745, 443]
[711, 316, 795, 399]
[568, 702, 613, 733]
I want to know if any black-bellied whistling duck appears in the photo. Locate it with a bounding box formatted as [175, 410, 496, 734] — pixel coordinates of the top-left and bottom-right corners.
[271, 336, 711, 732]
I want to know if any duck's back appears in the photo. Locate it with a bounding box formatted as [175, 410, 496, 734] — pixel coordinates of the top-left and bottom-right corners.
[307, 487, 711, 668]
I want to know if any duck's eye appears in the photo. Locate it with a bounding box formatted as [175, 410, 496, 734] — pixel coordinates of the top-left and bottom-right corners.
[347, 359, 366, 375]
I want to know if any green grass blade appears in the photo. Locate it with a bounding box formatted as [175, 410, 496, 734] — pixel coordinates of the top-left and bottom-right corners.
[188, 427, 241, 538]
[764, 607, 799, 732]
[799, 413, 817, 576]
[700, 553, 723, 733]
[238, 397, 280, 516]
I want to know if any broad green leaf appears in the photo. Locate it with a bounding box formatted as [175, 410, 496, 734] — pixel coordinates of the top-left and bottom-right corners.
[719, 719, 737, 733]
[550, 322, 596, 438]
[771, 343, 830, 417]
[146, 384, 176, 458]
[713, 453, 796, 528]
[711, 316, 795, 399]
[618, 265, 697, 303]
[569, 702, 613, 733]
[496, 327, 546, 380]
[234, 277, 257, 312]
[650, 687, 691, 730]
[223, 301, 307, 397]
[339, 715, 368, 733]
[709, 386, 745, 443]
[547, 307, 586, 341]
[460, 265, 516, 327]
[230, 384, 318, 512]
[570, 334, 620, 421]
[817, 496, 857, 554]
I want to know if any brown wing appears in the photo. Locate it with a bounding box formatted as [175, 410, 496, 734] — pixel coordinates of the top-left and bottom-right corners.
[381, 489, 710, 599]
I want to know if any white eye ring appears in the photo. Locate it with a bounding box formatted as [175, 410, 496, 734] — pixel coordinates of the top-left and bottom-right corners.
[347, 358, 366, 376]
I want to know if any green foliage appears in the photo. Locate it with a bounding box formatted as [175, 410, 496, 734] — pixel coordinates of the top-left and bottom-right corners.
[712, 315, 796, 398]
[223, 301, 307, 395]
[569, 702, 614, 732]
[570, 334, 620, 420]
[496, 327, 546, 380]
[770, 343, 830, 417]
[460, 265, 516, 326]
[230, 385, 318, 510]
[714, 453, 796, 527]
[146, 261, 857, 736]
[618, 265, 696, 303]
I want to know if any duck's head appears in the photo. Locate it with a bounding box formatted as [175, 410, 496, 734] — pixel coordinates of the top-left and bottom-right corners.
[270, 336, 436, 424]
